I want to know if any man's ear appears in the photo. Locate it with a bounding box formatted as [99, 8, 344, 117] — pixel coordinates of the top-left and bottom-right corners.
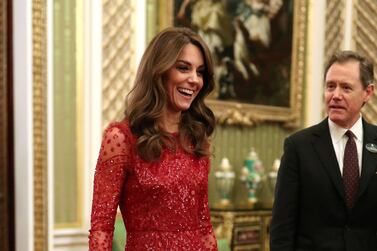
[364, 84, 375, 102]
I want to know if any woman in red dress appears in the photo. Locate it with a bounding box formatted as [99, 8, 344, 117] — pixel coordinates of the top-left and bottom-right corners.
[89, 27, 218, 250]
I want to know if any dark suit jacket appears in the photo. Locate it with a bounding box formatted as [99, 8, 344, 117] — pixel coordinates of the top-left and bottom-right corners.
[270, 118, 377, 251]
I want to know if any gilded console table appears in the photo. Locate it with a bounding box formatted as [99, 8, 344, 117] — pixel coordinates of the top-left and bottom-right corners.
[211, 209, 272, 251]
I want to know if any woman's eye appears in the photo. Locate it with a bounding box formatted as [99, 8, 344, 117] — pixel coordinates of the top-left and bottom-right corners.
[177, 65, 189, 71]
[197, 70, 204, 77]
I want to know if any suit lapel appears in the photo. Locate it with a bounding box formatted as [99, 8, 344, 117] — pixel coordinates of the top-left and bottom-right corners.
[356, 120, 377, 200]
[312, 119, 346, 200]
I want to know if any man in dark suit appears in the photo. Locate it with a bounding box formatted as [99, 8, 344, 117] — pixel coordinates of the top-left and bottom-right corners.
[270, 51, 377, 251]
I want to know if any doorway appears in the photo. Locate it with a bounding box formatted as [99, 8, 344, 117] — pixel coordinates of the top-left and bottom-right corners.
[0, 0, 14, 250]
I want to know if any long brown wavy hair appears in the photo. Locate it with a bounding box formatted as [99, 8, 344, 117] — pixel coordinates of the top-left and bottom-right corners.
[124, 27, 216, 162]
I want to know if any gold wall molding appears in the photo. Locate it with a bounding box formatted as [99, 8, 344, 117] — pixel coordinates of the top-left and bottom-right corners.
[353, 0, 377, 124]
[102, 0, 134, 127]
[324, 0, 345, 61]
[53, 230, 89, 248]
[32, 0, 48, 250]
[146, 0, 173, 43]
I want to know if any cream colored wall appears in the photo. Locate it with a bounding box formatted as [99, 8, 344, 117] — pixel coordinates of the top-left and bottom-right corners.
[13, 0, 35, 250]
[305, 0, 326, 127]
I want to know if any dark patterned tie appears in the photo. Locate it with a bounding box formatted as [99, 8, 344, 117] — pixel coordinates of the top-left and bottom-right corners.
[343, 130, 359, 209]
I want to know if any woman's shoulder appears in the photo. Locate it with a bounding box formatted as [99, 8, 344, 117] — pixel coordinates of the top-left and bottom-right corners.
[102, 120, 138, 146]
[105, 119, 132, 136]
[97, 120, 135, 164]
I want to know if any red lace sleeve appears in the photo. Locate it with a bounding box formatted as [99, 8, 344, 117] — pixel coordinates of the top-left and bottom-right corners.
[89, 124, 130, 250]
[199, 159, 218, 251]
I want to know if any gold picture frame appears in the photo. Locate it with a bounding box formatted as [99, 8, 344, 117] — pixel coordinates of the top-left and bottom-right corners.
[149, 0, 307, 128]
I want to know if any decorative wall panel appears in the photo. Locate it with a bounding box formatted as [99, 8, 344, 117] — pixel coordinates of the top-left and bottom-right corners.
[32, 0, 48, 249]
[324, 0, 345, 62]
[354, 0, 377, 124]
[53, 0, 83, 228]
[102, 0, 134, 127]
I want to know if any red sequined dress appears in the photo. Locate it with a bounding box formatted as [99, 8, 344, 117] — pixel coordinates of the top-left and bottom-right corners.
[89, 121, 218, 250]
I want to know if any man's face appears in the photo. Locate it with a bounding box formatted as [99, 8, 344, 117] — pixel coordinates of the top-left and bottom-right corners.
[324, 60, 374, 128]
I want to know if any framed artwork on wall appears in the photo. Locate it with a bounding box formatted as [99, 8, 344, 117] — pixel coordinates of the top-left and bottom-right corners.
[148, 0, 307, 127]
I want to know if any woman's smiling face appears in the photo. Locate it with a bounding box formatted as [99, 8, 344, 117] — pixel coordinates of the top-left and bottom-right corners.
[165, 43, 205, 113]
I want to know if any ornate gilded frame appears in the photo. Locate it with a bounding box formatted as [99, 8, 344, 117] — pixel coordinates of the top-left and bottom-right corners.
[151, 0, 307, 128]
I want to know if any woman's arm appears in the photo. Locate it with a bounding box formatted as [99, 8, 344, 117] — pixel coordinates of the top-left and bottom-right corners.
[198, 158, 218, 251]
[89, 125, 130, 251]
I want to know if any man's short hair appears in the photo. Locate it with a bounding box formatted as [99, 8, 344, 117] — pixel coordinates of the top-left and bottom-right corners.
[324, 50, 374, 88]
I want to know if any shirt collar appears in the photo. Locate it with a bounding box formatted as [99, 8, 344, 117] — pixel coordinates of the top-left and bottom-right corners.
[328, 116, 363, 143]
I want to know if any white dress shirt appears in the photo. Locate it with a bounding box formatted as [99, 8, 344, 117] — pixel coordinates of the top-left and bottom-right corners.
[328, 116, 363, 175]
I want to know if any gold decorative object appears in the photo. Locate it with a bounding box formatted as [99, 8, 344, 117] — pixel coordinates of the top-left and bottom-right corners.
[211, 209, 272, 251]
[214, 158, 235, 208]
[268, 159, 280, 194]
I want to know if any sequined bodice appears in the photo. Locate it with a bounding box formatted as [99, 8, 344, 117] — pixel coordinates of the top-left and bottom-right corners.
[89, 122, 218, 250]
